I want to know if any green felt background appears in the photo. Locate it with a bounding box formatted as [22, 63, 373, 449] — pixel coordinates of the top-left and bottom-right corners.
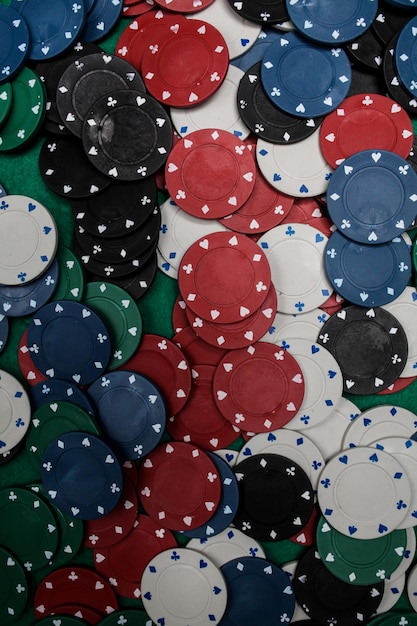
[0, 3, 416, 623]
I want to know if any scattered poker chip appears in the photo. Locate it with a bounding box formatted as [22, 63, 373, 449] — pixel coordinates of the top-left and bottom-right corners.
[407, 563, 417, 612]
[173, 326, 227, 367]
[178, 231, 270, 324]
[348, 62, 386, 97]
[52, 246, 85, 302]
[395, 16, 417, 98]
[142, 19, 229, 107]
[377, 375, 417, 395]
[41, 431, 123, 520]
[87, 370, 166, 460]
[34, 566, 119, 619]
[0, 545, 28, 623]
[375, 571, 406, 615]
[0, 314, 8, 354]
[10, 0, 86, 60]
[233, 453, 314, 541]
[39, 134, 111, 199]
[319, 95, 414, 169]
[0, 256, 59, 317]
[342, 404, 417, 449]
[137, 441, 222, 531]
[82, 89, 173, 180]
[345, 26, 386, 70]
[237, 61, 324, 144]
[186, 526, 265, 567]
[372, 3, 414, 46]
[0, 486, 58, 572]
[30, 379, 96, 415]
[383, 286, 417, 378]
[383, 34, 417, 117]
[91, 252, 157, 300]
[289, 502, 321, 547]
[37, 617, 92, 626]
[94, 609, 156, 625]
[317, 445, 411, 539]
[261, 31, 351, 118]
[257, 223, 332, 314]
[81, 0, 123, 42]
[123, 0, 156, 17]
[280, 560, 310, 621]
[231, 26, 282, 73]
[226, 0, 288, 23]
[293, 548, 385, 626]
[0, 369, 31, 454]
[93, 513, 177, 599]
[165, 128, 256, 220]
[264, 308, 329, 345]
[286, 0, 377, 44]
[0, 83, 12, 128]
[0, 6, 29, 84]
[153, 0, 214, 11]
[28, 300, 111, 386]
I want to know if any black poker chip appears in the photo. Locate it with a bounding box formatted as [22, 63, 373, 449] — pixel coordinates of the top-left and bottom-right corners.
[225, 0, 289, 24]
[232, 453, 314, 542]
[316, 305, 408, 395]
[345, 27, 386, 71]
[383, 34, 417, 117]
[70, 178, 157, 238]
[82, 89, 173, 181]
[407, 137, 417, 175]
[86, 252, 158, 301]
[56, 52, 146, 138]
[347, 63, 386, 97]
[371, 1, 416, 46]
[39, 134, 111, 199]
[237, 61, 323, 144]
[293, 549, 384, 626]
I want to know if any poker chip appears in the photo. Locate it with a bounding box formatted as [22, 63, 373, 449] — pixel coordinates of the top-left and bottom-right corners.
[256, 129, 334, 197]
[317, 445, 411, 539]
[153, 0, 214, 11]
[382, 286, 417, 378]
[82, 89, 173, 180]
[293, 548, 385, 625]
[377, 375, 417, 395]
[0, 83, 12, 128]
[383, 34, 417, 117]
[289, 502, 321, 547]
[348, 62, 386, 97]
[226, 0, 288, 24]
[0, 369, 31, 454]
[257, 223, 332, 314]
[37, 618, 90, 626]
[34, 566, 119, 619]
[165, 128, 256, 220]
[30, 379, 95, 415]
[173, 326, 227, 367]
[342, 404, 417, 449]
[141, 547, 227, 626]
[95, 252, 157, 300]
[41, 431, 123, 520]
[52, 245, 85, 302]
[18, 328, 48, 386]
[187, 526, 265, 567]
[0, 256, 59, 317]
[10, 0, 86, 60]
[137, 441, 222, 531]
[0, 6, 30, 84]
[0, 486, 58, 571]
[261, 30, 351, 118]
[319, 95, 414, 169]
[287, 0, 377, 44]
[280, 560, 310, 621]
[231, 26, 282, 72]
[345, 26, 386, 70]
[233, 453, 314, 541]
[316, 515, 408, 585]
[395, 16, 417, 98]
[324, 230, 411, 307]
[141, 19, 229, 107]
[95, 609, 155, 625]
[407, 563, 417, 612]
[264, 308, 329, 345]
[81, 0, 123, 42]
[0, 545, 28, 622]
[86, 370, 166, 460]
[372, 3, 413, 46]
[0, 314, 8, 354]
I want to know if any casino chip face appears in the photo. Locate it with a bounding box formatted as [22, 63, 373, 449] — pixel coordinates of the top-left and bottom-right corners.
[0, 6, 29, 83]
[0, 369, 31, 454]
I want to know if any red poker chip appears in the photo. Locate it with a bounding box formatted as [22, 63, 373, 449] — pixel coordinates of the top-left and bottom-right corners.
[185, 283, 277, 350]
[123, 0, 156, 16]
[119, 333, 192, 417]
[165, 128, 257, 219]
[319, 93, 414, 169]
[137, 441, 222, 531]
[126, 13, 188, 71]
[377, 375, 417, 395]
[154, 129, 181, 191]
[319, 292, 345, 314]
[172, 296, 189, 334]
[18, 328, 48, 387]
[166, 364, 240, 450]
[289, 502, 320, 546]
[83, 470, 138, 549]
[178, 231, 271, 324]
[142, 20, 229, 107]
[122, 460, 138, 487]
[34, 566, 119, 619]
[212, 341, 305, 433]
[153, 0, 215, 12]
[45, 605, 102, 624]
[280, 197, 323, 224]
[173, 327, 227, 367]
[94, 514, 177, 599]
[115, 18, 142, 60]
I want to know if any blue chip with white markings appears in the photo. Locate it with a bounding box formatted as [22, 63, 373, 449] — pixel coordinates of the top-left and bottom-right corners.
[30, 379, 95, 415]
[0, 256, 59, 317]
[0, 314, 8, 354]
[0, 5, 29, 84]
[81, 0, 123, 42]
[231, 27, 282, 72]
[395, 16, 417, 99]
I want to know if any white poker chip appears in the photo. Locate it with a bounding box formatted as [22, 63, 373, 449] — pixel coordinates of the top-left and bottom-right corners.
[187, 0, 262, 60]
[0, 369, 31, 453]
[157, 246, 178, 280]
[0, 195, 57, 285]
[382, 286, 417, 378]
[281, 561, 310, 622]
[375, 571, 405, 615]
[170, 65, 250, 140]
[256, 128, 333, 197]
[407, 563, 417, 612]
[257, 224, 332, 314]
[236, 428, 325, 491]
[342, 405, 417, 450]
[186, 527, 265, 568]
[213, 448, 239, 467]
[317, 445, 412, 539]
[141, 547, 227, 626]
[262, 308, 330, 345]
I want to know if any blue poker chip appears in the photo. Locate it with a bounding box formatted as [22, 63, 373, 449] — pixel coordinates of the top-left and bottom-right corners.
[327, 150, 417, 245]
[86, 370, 166, 460]
[261, 30, 351, 118]
[81, 0, 123, 42]
[181, 452, 239, 539]
[325, 230, 411, 307]
[41, 431, 123, 520]
[286, 0, 378, 45]
[0, 256, 59, 317]
[231, 27, 282, 73]
[10, 0, 86, 61]
[27, 300, 111, 385]
[395, 16, 417, 98]
[0, 314, 8, 354]
[30, 379, 95, 415]
[0, 6, 29, 84]
[0, 184, 7, 198]
[220, 557, 295, 626]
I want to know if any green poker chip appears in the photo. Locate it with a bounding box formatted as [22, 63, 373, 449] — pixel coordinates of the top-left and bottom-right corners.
[368, 615, 417, 626]
[0, 546, 28, 622]
[98, 609, 155, 625]
[0, 83, 12, 129]
[53, 245, 85, 302]
[316, 515, 408, 586]
[83, 281, 142, 370]
[0, 486, 58, 572]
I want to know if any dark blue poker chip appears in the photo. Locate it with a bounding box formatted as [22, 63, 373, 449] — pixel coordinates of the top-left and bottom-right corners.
[0, 256, 59, 317]
[260, 30, 351, 118]
[0, 313, 8, 354]
[181, 452, 239, 539]
[81, 0, 123, 42]
[324, 230, 411, 307]
[0, 6, 30, 84]
[231, 27, 282, 73]
[86, 370, 166, 460]
[219, 556, 295, 626]
[395, 16, 417, 98]
[0, 184, 8, 197]
[27, 300, 111, 385]
[41, 431, 123, 520]
[30, 379, 95, 415]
